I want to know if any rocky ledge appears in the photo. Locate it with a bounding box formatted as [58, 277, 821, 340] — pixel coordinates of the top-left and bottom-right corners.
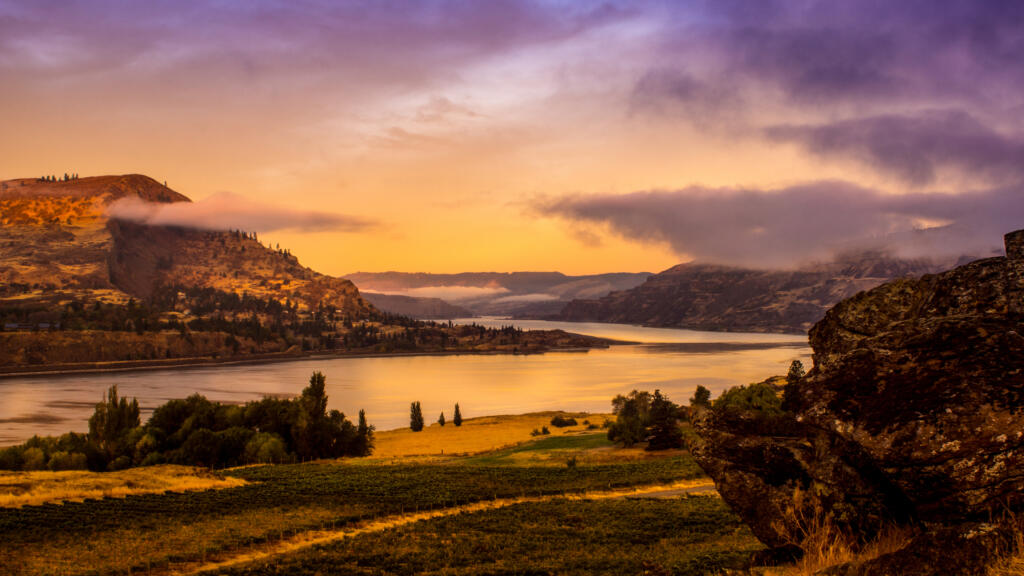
[690, 230, 1024, 574]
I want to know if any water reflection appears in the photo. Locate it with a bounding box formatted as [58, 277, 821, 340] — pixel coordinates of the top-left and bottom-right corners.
[0, 320, 810, 445]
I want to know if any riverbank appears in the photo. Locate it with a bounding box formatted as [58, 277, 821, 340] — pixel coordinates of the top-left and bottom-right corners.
[0, 336, 621, 380]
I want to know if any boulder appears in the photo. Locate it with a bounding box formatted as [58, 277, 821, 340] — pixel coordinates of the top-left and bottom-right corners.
[690, 230, 1024, 572]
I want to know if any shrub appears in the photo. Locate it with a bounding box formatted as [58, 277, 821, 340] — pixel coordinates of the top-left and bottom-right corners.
[22, 447, 46, 471]
[690, 385, 712, 409]
[607, 390, 651, 447]
[107, 455, 132, 471]
[48, 451, 88, 471]
[244, 432, 288, 464]
[550, 415, 578, 428]
[713, 382, 785, 416]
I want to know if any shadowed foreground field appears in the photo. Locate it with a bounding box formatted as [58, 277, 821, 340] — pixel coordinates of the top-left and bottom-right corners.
[0, 415, 764, 575]
[218, 497, 759, 576]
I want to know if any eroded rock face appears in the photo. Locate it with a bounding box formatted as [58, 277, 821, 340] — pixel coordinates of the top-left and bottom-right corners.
[690, 230, 1024, 571]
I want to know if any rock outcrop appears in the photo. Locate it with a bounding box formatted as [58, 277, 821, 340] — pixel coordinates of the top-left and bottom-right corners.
[690, 231, 1024, 573]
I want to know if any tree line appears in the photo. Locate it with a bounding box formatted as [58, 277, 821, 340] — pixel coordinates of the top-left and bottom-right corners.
[604, 360, 806, 451]
[38, 173, 79, 183]
[0, 371, 373, 472]
[409, 402, 462, 431]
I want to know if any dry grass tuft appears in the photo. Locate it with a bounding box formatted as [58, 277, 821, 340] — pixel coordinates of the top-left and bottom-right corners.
[987, 512, 1024, 576]
[762, 488, 916, 576]
[0, 465, 246, 507]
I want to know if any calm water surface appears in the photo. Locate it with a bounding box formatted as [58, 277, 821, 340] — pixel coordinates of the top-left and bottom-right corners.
[0, 319, 810, 445]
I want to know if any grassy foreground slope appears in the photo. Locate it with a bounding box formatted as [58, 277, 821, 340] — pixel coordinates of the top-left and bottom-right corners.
[221, 497, 759, 576]
[0, 413, 763, 576]
[0, 409, 770, 569]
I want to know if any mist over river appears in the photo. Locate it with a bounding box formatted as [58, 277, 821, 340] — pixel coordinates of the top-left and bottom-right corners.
[0, 319, 810, 446]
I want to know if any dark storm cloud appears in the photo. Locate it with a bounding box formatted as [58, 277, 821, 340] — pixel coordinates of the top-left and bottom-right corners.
[538, 183, 1024, 268]
[767, 111, 1024, 186]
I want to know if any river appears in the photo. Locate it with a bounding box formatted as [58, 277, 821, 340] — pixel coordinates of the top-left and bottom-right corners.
[0, 319, 810, 446]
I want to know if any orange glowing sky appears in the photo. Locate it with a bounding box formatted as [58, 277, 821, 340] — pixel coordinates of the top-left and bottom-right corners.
[3, 2, 1023, 275]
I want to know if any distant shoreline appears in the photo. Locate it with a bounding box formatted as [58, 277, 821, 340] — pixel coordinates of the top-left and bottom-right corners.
[0, 342, 620, 380]
[0, 338, 815, 380]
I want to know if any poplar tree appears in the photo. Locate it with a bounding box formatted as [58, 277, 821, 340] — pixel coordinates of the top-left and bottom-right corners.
[88, 385, 140, 461]
[409, 401, 424, 432]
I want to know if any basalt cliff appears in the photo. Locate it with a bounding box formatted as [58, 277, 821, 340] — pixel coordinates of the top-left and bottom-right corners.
[690, 231, 1024, 574]
[0, 174, 370, 316]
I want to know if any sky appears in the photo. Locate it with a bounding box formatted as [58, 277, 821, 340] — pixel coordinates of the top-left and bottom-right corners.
[3, 0, 1024, 274]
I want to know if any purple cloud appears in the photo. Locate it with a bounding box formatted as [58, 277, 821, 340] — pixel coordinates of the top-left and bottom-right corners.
[538, 182, 1023, 268]
[766, 111, 1024, 186]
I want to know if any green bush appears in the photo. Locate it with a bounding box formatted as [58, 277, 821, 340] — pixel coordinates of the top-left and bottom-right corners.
[48, 451, 88, 471]
[713, 382, 784, 416]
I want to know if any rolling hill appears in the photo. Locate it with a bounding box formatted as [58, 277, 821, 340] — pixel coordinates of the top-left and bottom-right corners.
[556, 253, 966, 333]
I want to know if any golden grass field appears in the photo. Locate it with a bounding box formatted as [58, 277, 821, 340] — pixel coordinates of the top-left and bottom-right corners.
[0, 413, 610, 507]
[0, 464, 246, 508]
[368, 411, 612, 459]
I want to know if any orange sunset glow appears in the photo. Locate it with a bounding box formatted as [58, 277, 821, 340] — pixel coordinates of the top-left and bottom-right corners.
[6, 2, 1022, 275]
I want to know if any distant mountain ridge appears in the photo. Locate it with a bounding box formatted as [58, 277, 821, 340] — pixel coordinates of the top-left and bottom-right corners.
[556, 252, 966, 333]
[345, 271, 651, 317]
[361, 292, 472, 319]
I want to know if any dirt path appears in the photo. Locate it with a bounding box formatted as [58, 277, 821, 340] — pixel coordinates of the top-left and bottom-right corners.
[162, 479, 716, 575]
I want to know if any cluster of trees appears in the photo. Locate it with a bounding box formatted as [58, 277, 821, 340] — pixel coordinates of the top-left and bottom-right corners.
[606, 389, 684, 450]
[409, 402, 462, 431]
[0, 371, 373, 472]
[38, 173, 79, 183]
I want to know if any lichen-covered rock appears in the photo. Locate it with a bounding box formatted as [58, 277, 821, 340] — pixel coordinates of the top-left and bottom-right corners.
[691, 230, 1024, 573]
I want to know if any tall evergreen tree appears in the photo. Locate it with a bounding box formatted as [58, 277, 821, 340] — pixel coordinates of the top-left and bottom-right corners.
[355, 409, 374, 456]
[293, 371, 332, 459]
[409, 401, 424, 432]
[453, 403, 463, 426]
[438, 412, 446, 427]
[646, 390, 683, 450]
[782, 359, 806, 412]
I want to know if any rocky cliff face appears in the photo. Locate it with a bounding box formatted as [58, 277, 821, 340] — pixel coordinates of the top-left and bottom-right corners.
[690, 232, 1024, 573]
[0, 174, 373, 317]
[557, 254, 956, 333]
